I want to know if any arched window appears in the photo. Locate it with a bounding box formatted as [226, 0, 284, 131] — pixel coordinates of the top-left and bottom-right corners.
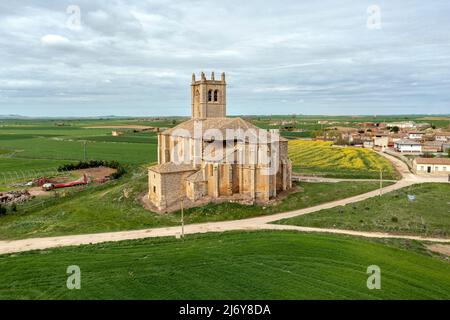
[208, 90, 213, 102]
[214, 90, 218, 102]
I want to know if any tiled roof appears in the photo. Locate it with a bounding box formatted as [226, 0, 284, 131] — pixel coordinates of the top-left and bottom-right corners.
[415, 158, 450, 165]
[149, 162, 196, 174]
[395, 139, 421, 145]
[186, 170, 206, 182]
[161, 117, 288, 142]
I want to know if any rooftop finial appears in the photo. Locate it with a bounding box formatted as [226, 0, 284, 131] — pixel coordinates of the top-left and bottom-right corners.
[221, 72, 226, 82]
[201, 72, 206, 81]
[192, 73, 196, 82]
[211, 71, 215, 80]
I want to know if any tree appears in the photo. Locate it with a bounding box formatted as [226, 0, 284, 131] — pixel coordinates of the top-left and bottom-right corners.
[390, 126, 400, 133]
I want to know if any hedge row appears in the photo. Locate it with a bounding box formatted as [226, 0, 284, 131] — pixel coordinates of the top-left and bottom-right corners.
[57, 160, 126, 179]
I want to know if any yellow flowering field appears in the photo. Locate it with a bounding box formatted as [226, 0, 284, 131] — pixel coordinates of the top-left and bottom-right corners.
[288, 140, 398, 179]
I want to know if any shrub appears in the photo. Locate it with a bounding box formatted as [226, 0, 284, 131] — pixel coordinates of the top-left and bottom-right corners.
[391, 216, 398, 223]
[0, 204, 7, 216]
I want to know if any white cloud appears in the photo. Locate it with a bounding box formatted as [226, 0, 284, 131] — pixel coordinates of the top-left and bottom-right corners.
[40, 34, 70, 46]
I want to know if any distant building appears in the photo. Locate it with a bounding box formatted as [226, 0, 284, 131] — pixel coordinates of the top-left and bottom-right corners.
[435, 132, 450, 142]
[422, 141, 443, 153]
[407, 132, 424, 140]
[413, 157, 450, 175]
[394, 139, 422, 153]
[386, 121, 416, 129]
[373, 135, 389, 150]
[363, 140, 374, 149]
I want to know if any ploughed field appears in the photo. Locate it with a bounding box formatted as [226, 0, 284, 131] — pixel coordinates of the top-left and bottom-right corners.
[0, 231, 449, 299]
[288, 140, 399, 179]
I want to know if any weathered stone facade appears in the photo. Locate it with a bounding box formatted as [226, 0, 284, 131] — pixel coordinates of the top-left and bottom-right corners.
[148, 72, 292, 212]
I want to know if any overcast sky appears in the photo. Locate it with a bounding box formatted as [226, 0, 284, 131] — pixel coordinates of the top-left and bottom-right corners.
[0, 0, 449, 117]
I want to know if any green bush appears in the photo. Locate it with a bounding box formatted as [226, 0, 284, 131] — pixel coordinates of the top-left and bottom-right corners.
[0, 204, 7, 216]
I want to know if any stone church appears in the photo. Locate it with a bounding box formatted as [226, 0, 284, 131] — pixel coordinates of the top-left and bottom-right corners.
[148, 72, 292, 212]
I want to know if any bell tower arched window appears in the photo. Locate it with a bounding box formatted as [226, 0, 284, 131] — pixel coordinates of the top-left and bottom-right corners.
[208, 90, 213, 102]
[214, 90, 219, 102]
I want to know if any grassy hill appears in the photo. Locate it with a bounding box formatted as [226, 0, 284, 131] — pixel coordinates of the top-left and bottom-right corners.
[0, 231, 449, 299]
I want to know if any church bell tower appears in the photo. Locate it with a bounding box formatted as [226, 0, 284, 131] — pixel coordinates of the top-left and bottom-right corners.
[191, 71, 226, 119]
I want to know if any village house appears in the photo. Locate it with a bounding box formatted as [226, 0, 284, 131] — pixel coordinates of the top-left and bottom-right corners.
[394, 139, 422, 153]
[147, 72, 292, 212]
[407, 131, 424, 140]
[386, 121, 416, 129]
[422, 141, 444, 153]
[373, 134, 389, 151]
[435, 132, 450, 142]
[413, 157, 450, 175]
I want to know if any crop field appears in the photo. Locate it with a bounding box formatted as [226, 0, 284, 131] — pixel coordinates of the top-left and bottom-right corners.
[0, 231, 449, 299]
[0, 120, 165, 190]
[276, 183, 450, 237]
[288, 140, 398, 179]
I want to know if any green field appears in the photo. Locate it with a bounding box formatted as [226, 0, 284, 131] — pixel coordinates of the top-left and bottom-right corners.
[0, 179, 390, 240]
[0, 120, 164, 191]
[276, 183, 450, 237]
[0, 231, 449, 300]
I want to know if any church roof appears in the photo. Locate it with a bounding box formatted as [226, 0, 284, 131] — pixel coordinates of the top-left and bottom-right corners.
[148, 162, 196, 174]
[186, 170, 206, 182]
[161, 117, 287, 142]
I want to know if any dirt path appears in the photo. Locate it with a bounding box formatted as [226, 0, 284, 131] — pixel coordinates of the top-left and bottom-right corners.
[0, 152, 448, 255]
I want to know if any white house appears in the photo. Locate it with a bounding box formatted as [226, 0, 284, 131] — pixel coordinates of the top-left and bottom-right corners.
[407, 132, 424, 140]
[394, 139, 422, 153]
[386, 121, 416, 129]
[373, 135, 389, 148]
[414, 157, 450, 175]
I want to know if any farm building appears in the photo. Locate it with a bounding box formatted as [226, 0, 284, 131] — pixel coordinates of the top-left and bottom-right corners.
[147, 72, 292, 212]
[413, 158, 450, 175]
[394, 139, 422, 153]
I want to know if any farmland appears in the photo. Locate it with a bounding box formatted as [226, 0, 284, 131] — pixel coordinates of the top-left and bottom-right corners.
[0, 119, 164, 191]
[0, 179, 390, 240]
[288, 140, 399, 179]
[0, 231, 449, 299]
[276, 183, 450, 237]
[0, 116, 406, 240]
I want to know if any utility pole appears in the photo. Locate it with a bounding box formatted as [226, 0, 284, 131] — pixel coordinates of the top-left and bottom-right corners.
[83, 141, 87, 161]
[181, 199, 185, 239]
[379, 168, 383, 197]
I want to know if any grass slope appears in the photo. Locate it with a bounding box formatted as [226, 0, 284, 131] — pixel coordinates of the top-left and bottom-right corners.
[0, 231, 449, 300]
[276, 183, 450, 237]
[0, 176, 390, 240]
